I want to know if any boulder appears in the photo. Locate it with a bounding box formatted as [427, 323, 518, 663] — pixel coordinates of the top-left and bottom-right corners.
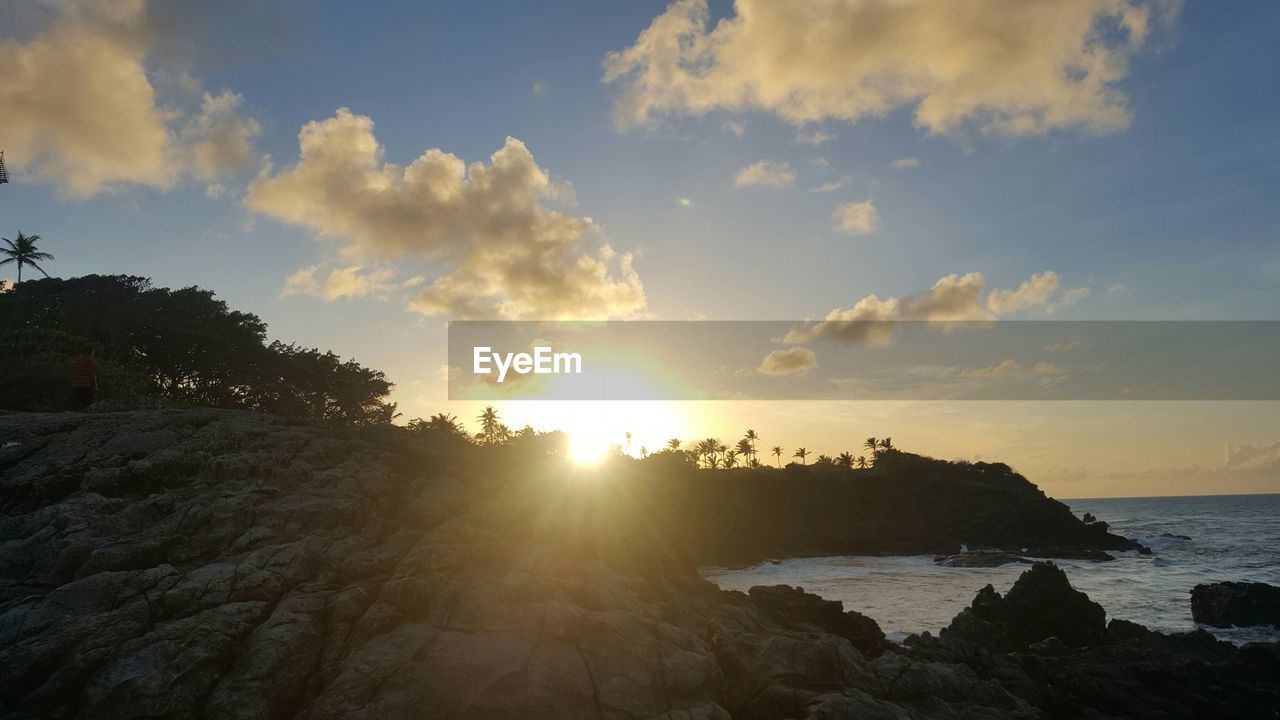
[940, 562, 1108, 651]
[1191, 581, 1280, 628]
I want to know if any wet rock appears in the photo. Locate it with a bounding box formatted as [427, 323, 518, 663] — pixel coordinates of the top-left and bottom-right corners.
[1192, 581, 1280, 628]
[933, 552, 1027, 568]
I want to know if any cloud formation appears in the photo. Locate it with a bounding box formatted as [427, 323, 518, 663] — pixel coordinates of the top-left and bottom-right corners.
[961, 359, 1064, 378]
[734, 160, 795, 187]
[0, 0, 260, 196]
[986, 271, 1089, 314]
[247, 109, 646, 320]
[281, 265, 423, 301]
[604, 0, 1175, 136]
[1223, 441, 1280, 472]
[832, 200, 880, 235]
[791, 270, 1081, 344]
[758, 347, 818, 376]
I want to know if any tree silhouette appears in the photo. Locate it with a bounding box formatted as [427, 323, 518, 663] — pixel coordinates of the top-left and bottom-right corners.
[477, 406, 510, 445]
[837, 452, 855, 468]
[624, 431, 632, 454]
[744, 429, 759, 466]
[667, 438, 682, 452]
[724, 449, 739, 468]
[863, 437, 879, 457]
[793, 447, 809, 465]
[771, 445, 784, 467]
[856, 456, 868, 468]
[1, 232, 53, 284]
[879, 437, 894, 452]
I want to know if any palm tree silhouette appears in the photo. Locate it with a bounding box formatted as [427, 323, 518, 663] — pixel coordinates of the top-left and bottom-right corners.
[667, 438, 681, 452]
[879, 437, 894, 452]
[793, 447, 809, 465]
[477, 406, 508, 445]
[863, 436, 879, 457]
[837, 452, 855, 468]
[724, 450, 739, 468]
[771, 445, 784, 467]
[735, 438, 752, 464]
[856, 456, 868, 468]
[1, 232, 53, 284]
[744, 429, 759, 466]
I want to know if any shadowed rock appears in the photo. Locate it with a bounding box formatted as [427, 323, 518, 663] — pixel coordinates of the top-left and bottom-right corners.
[1192, 581, 1280, 628]
[1, 410, 1276, 719]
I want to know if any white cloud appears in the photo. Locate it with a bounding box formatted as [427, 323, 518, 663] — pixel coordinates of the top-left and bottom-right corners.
[281, 264, 422, 301]
[182, 90, 262, 184]
[247, 109, 645, 320]
[891, 157, 920, 169]
[795, 129, 833, 145]
[986, 271, 1088, 314]
[0, 0, 260, 196]
[809, 179, 845, 194]
[808, 157, 829, 169]
[1223, 441, 1280, 472]
[722, 120, 746, 137]
[962, 359, 1024, 378]
[734, 159, 796, 187]
[604, 0, 1175, 136]
[758, 347, 818, 376]
[961, 359, 1063, 378]
[793, 270, 1083, 344]
[531, 80, 547, 96]
[832, 200, 880, 235]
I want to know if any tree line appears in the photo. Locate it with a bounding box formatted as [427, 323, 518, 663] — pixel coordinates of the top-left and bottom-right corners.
[0, 274, 395, 423]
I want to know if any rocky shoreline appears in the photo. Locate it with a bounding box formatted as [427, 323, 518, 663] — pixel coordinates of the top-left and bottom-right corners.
[2, 410, 1276, 718]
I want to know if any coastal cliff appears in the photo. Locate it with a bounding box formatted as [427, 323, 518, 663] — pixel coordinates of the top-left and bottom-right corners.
[1, 410, 1275, 719]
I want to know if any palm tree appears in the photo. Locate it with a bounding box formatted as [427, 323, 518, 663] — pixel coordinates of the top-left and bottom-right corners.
[624, 431, 632, 454]
[724, 450, 739, 469]
[639, 446, 648, 458]
[837, 452, 855, 468]
[793, 447, 809, 465]
[697, 437, 722, 469]
[1, 232, 53, 284]
[667, 438, 682, 452]
[856, 456, 868, 469]
[477, 405, 508, 445]
[863, 436, 879, 456]
[879, 437, 894, 452]
[745, 429, 759, 466]
[771, 445, 784, 467]
[735, 438, 752, 462]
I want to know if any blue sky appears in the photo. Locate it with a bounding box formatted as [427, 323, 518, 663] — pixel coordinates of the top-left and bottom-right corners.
[3, 0, 1279, 495]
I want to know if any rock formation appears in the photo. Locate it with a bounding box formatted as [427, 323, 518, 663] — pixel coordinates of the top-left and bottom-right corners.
[1192, 581, 1280, 628]
[1, 410, 1275, 719]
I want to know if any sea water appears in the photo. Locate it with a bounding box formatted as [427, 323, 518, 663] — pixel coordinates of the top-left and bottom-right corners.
[702, 493, 1280, 644]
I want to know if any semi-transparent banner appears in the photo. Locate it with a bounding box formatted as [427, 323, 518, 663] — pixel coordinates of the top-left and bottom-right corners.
[447, 321, 1280, 401]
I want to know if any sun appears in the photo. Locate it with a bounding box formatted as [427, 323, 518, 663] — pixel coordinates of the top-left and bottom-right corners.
[496, 401, 700, 467]
[569, 432, 610, 465]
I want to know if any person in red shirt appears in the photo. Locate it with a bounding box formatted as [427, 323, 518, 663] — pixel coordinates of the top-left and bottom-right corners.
[70, 344, 97, 410]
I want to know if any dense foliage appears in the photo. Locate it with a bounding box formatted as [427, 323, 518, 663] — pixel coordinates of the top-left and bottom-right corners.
[0, 275, 395, 424]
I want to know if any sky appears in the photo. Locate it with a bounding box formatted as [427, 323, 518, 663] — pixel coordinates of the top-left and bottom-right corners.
[2, 0, 1279, 497]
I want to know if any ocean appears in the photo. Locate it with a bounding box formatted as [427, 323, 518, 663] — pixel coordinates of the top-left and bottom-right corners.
[702, 493, 1280, 645]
